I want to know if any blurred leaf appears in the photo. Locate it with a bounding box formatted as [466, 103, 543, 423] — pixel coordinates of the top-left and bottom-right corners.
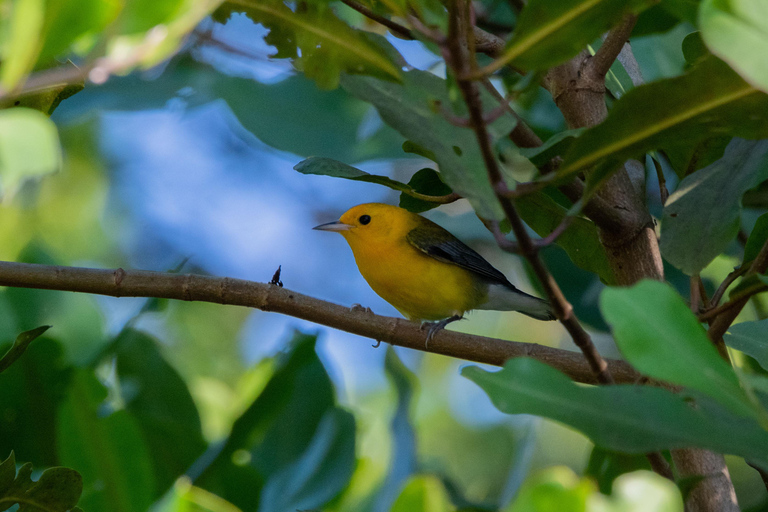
[0, 452, 83, 512]
[0, 107, 61, 197]
[604, 471, 683, 512]
[632, 5, 680, 37]
[119, 0, 186, 34]
[660, 139, 768, 275]
[0, 75, 84, 115]
[60, 55, 404, 163]
[57, 370, 156, 512]
[259, 409, 356, 512]
[391, 475, 454, 512]
[38, 0, 121, 64]
[558, 56, 768, 191]
[341, 69, 518, 220]
[491, 0, 655, 71]
[215, 0, 400, 89]
[700, 0, 768, 94]
[681, 31, 709, 66]
[744, 212, 768, 265]
[372, 349, 418, 512]
[400, 168, 453, 213]
[505, 466, 593, 512]
[462, 358, 768, 463]
[0, 337, 72, 467]
[516, 192, 616, 283]
[601, 280, 758, 420]
[0, 0, 44, 90]
[152, 477, 243, 512]
[662, 136, 730, 179]
[0, 325, 50, 373]
[113, 329, 207, 493]
[725, 319, 768, 371]
[585, 447, 650, 495]
[196, 332, 336, 510]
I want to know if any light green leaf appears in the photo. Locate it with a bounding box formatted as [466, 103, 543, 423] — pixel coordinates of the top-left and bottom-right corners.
[0, 325, 50, 373]
[660, 138, 768, 275]
[462, 358, 768, 463]
[486, 0, 655, 72]
[215, 0, 400, 89]
[391, 475, 453, 512]
[600, 280, 758, 420]
[505, 467, 593, 512]
[341, 69, 517, 220]
[725, 319, 768, 371]
[0, 107, 62, 196]
[0, 0, 44, 90]
[700, 0, 768, 93]
[558, 56, 768, 190]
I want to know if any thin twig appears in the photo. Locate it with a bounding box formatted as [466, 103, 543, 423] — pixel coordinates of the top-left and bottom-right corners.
[651, 157, 669, 206]
[698, 283, 768, 322]
[588, 14, 638, 78]
[690, 276, 701, 314]
[0, 260, 641, 385]
[710, 266, 749, 307]
[340, 0, 414, 39]
[446, 0, 614, 385]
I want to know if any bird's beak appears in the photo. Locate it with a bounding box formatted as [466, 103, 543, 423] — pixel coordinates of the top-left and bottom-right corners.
[313, 220, 354, 232]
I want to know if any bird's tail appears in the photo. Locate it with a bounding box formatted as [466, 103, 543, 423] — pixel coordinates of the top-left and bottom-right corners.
[479, 284, 556, 321]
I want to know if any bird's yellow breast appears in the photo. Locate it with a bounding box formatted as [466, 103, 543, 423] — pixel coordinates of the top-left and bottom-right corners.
[347, 234, 486, 321]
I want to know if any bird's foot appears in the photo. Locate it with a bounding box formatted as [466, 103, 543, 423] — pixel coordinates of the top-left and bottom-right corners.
[421, 315, 463, 349]
[350, 303, 373, 314]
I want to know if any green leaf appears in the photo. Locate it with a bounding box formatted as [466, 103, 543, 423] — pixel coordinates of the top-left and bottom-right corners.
[488, 0, 655, 72]
[391, 475, 453, 512]
[0, 325, 50, 373]
[516, 192, 616, 283]
[112, 329, 207, 493]
[462, 358, 768, 463]
[259, 409, 356, 512]
[700, 0, 768, 94]
[520, 129, 585, 167]
[505, 466, 594, 512]
[341, 69, 518, 220]
[725, 319, 768, 371]
[38, 0, 121, 64]
[558, 56, 768, 190]
[744, 212, 768, 265]
[295, 156, 414, 193]
[585, 447, 650, 495]
[0, 452, 83, 512]
[660, 138, 768, 275]
[600, 280, 758, 419]
[0, 108, 62, 197]
[681, 31, 710, 65]
[0, 0, 44, 90]
[57, 370, 156, 512]
[0, 337, 72, 467]
[215, 0, 400, 89]
[399, 168, 453, 213]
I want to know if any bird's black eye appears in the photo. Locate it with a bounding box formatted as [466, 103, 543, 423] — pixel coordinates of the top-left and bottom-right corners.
[359, 214, 371, 225]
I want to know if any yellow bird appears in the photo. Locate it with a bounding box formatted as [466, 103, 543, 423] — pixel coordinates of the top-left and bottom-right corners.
[314, 203, 554, 338]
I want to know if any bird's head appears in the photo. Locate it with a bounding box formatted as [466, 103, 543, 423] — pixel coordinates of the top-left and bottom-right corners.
[313, 203, 415, 250]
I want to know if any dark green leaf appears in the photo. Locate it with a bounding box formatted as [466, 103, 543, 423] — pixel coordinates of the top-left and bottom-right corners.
[660, 139, 768, 275]
[558, 56, 768, 191]
[341, 69, 518, 220]
[0, 337, 71, 467]
[0, 452, 83, 512]
[744, 213, 768, 265]
[57, 370, 156, 512]
[215, 0, 400, 89]
[681, 31, 709, 66]
[662, 136, 730, 179]
[399, 168, 452, 213]
[462, 358, 768, 463]
[600, 280, 758, 419]
[516, 192, 616, 283]
[113, 329, 207, 493]
[259, 409, 356, 512]
[725, 319, 768, 371]
[0, 325, 50, 373]
[488, 0, 655, 72]
[700, 0, 768, 94]
[519, 129, 584, 167]
[585, 447, 650, 495]
[295, 157, 413, 193]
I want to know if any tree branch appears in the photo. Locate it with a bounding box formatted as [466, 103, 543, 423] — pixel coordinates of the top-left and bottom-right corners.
[587, 14, 637, 79]
[0, 260, 640, 385]
[445, 0, 613, 385]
